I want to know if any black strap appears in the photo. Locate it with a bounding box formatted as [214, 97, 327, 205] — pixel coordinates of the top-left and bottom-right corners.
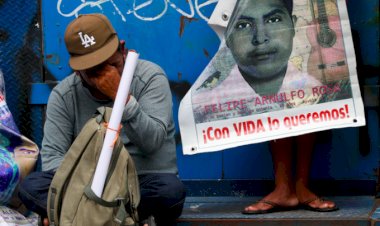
[83, 185, 120, 207]
[49, 187, 57, 226]
[84, 186, 129, 225]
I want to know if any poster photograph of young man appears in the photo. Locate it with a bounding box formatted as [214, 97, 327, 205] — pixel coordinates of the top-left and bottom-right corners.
[179, 0, 364, 154]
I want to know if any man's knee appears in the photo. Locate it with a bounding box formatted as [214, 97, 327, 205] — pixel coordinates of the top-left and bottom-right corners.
[139, 173, 186, 209]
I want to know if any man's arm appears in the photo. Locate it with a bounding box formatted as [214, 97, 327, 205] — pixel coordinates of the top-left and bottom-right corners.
[41, 90, 74, 172]
[121, 70, 173, 154]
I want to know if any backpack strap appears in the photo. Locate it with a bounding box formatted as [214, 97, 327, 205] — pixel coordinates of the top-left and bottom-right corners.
[105, 138, 123, 184]
[84, 186, 133, 225]
[96, 107, 106, 123]
[83, 185, 120, 207]
[95, 107, 113, 124]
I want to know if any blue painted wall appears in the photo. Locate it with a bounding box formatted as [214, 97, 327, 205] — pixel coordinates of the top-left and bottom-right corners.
[3, 0, 376, 186]
[0, 0, 43, 146]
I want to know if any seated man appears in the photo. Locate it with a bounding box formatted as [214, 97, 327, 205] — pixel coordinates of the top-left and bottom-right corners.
[18, 14, 185, 226]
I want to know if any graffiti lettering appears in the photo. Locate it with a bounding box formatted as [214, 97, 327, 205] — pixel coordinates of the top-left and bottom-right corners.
[57, 0, 218, 22]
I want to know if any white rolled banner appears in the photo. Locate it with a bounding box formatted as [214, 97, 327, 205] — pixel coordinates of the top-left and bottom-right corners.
[91, 50, 139, 197]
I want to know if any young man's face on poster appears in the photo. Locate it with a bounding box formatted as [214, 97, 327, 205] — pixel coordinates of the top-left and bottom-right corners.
[226, 0, 296, 81]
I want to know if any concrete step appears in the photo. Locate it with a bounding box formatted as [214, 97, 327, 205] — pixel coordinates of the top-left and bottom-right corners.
[177, 196, 379, 226]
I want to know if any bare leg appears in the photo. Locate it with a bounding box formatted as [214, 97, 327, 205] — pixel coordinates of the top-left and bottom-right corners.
[295, 133, 336, 209]
[243, 137, 298, 212]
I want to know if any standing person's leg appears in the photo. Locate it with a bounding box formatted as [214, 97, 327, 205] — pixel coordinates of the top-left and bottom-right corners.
[18, 170, 54, 226]
[138, 173, 186, 226]
[295, 133, 338, 211]
[242, 137, 298, 214]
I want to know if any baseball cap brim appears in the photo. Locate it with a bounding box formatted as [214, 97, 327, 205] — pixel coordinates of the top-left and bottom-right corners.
[69, 34, 119, 71]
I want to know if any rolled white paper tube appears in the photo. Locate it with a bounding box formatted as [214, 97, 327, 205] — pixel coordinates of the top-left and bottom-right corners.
[91, 50, 139, 197]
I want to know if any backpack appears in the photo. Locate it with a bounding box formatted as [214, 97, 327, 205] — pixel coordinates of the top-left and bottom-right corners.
[47, 107, 140, 226]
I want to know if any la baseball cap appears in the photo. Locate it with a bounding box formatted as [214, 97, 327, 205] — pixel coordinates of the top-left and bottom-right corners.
[64, 13, 119, 71]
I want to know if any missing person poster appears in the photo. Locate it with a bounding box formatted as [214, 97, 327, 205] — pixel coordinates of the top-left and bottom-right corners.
[179, 0, 365, 155]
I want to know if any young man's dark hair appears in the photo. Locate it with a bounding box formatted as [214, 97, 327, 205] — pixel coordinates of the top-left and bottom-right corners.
[226, 0, 293, 39]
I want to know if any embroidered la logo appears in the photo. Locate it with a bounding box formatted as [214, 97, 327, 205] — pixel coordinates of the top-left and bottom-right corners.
[78, 32, 96, 48]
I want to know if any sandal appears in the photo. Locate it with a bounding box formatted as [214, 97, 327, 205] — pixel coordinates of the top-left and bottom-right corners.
[242, 200, 298, 214]
[299, 197, 339, 212]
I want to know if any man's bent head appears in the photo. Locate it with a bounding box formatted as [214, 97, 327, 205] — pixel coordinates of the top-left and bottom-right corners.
[64, 14, 119, 71]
